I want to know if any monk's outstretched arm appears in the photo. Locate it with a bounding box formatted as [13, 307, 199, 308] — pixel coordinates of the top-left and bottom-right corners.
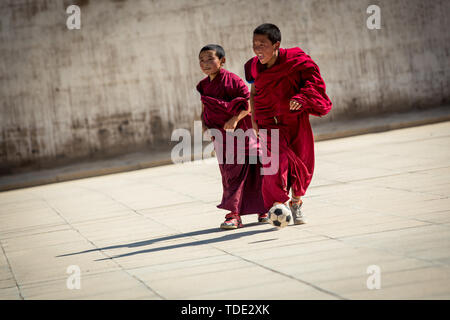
[290, 62, 332, 117]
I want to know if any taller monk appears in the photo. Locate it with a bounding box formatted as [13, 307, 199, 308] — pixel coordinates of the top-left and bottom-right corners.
[245, 23, 333, 225]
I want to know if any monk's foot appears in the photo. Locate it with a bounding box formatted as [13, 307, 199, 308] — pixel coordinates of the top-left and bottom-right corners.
[257, 212, 270, 224]
[220, 213, 243, 230]
[289, 200, 306, 225]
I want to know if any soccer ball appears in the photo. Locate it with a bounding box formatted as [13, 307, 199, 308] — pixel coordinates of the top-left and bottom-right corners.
[268, 203, 292, 228]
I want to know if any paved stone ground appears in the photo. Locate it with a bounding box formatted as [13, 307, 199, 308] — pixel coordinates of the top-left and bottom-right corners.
[0, 121, 449, 300]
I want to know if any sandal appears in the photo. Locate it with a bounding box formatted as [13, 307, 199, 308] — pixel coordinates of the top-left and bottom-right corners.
[220, 212, 243, 229]
[258, 212, 270, 223]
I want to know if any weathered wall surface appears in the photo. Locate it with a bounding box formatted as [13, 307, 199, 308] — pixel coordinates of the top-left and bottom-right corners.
[1, 0, 449, 172]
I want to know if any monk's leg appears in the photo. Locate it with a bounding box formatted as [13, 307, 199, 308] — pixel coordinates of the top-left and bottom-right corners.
[260, 132, 291, 210]
[286, 126, 312, 225]
[217, 162, 246, 213]
[291, 193, 303, 205]
[289, 191, 306, 225]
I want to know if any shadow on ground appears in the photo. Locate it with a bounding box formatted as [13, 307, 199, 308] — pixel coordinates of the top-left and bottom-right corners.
[57, 222, 278, 261]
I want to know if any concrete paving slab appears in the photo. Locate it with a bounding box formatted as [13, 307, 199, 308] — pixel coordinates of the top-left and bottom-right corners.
[189, 279, 340, 300]
[342, 278, 449, 300]
[20, 270, 159, 300]
[0, 121, 449, 299]
[0, 286, 21, 300]
[142, 265, 312, 299]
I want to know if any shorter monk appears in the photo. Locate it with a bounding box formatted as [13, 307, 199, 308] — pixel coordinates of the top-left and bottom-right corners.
[197, 44, 267, 229]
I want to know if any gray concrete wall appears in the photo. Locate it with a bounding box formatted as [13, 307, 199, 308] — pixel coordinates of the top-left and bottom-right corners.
[1, 0, 449, 173]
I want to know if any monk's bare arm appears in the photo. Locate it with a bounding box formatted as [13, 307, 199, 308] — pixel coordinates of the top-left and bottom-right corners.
[235, 107, 250, 122]
[249, 84, 259, 134]
[223, 110, 248, 130]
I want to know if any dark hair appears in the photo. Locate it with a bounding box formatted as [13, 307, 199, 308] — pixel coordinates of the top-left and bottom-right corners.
[253, 23, 281, 44]
[199, 44, 225, 59]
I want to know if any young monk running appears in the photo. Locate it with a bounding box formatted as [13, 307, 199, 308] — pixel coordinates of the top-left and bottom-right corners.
[197, 44, 267, 229]
[245, 23, 332, 224]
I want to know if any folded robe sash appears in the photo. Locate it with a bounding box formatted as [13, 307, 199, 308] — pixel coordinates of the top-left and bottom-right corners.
[201, 95, 258, 160]
[200, 95, 248, 129]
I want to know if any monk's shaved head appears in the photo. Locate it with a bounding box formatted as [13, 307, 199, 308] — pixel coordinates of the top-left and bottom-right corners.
[199, 44, 225, 59]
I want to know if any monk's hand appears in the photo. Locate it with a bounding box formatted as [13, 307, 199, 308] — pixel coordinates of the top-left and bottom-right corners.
[290, 100, 302, 111]
[224, 116, 238, 131]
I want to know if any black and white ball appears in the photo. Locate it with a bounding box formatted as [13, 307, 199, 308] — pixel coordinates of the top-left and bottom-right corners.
[268, 203, 292, 228]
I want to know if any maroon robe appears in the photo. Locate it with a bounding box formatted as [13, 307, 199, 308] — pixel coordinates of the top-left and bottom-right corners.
[245, 47, 332, 209]
[197, 68, 266, 215]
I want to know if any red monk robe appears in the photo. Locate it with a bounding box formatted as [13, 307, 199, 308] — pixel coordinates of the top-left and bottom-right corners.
[245, 47, 332, 209]
[197, 68, 266, 215]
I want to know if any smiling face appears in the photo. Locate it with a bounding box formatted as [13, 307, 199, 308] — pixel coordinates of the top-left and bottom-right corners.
[199, 50, 224, 79]
[252, 34, 280, 66]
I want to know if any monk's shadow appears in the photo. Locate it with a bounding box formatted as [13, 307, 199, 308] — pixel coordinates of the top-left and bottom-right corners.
[57, 222, 278, 261]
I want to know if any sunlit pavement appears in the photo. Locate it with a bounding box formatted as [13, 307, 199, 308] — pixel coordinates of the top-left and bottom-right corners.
[1, 121, 449, 299]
